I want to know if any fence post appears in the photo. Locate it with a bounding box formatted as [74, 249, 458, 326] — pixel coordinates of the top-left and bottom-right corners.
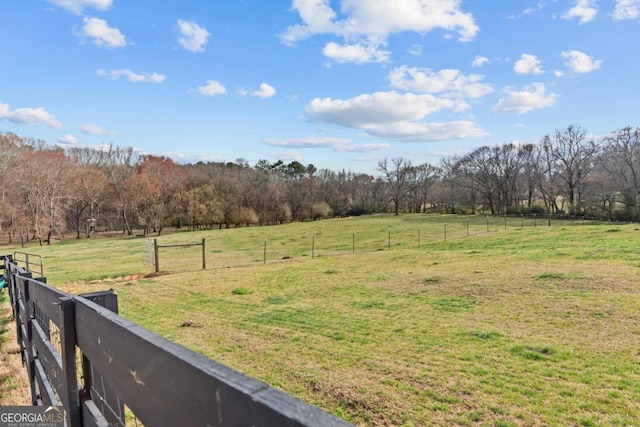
[202, 238, 206, 270]
[352, 233, 355, 254]
[79, 290, 119, 314]
[263, 237, 267, 265]
[388, 230, 391, 250]
[59, 296, 81, 427]
[77, 290, 123, 426]
[154, 238, 160, 273]
[418, 227, 421, 248]
[312, 236, 315, 259]
[467, 218, 469, 237]
[444, 223, 447, 241]
[486, 216, 489, 232]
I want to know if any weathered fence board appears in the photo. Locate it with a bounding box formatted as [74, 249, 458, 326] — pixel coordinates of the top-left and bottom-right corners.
[34, 358, 59, 406]
[82, 362, 125, 427]
[29, 279, 65, 328]
[81, 400, 110, 427]
[32, 319, 64, 397]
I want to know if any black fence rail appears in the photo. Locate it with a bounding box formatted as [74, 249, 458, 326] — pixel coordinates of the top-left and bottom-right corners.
[2, 255, 352, 427]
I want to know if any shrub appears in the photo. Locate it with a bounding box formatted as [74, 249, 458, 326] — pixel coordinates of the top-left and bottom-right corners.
[311, 202, 333, 220]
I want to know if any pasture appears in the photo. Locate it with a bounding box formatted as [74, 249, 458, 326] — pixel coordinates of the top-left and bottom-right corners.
[2, 214, 640, 426]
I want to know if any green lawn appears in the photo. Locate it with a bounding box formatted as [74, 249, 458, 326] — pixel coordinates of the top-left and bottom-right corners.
[2, 214, 640, 426]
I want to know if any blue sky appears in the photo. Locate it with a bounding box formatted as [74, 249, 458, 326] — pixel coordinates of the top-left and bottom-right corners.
[1, 0, 639, 174]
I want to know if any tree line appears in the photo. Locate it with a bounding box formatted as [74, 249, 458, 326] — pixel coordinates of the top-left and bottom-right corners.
[1, 124, 639, 244]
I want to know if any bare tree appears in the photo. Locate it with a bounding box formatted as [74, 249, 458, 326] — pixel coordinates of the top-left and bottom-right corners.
[377, 157, 412, 215]
[13, 148, 73, 245]
[438, 156, 475, 213]
[518, 143, 539, 210]
[546, 125, 598, 215]
[0, 132, 34, 242]
[599, 127, 640, 219]
[456, 147, 501, 214]
[66, 163, 109, 238]
[285, 177, 318, 221]
[182, 184, 223, 230]
[97, 145, 140, 234]
[135, 155, 186, 235]
[407, 163, 440, 213]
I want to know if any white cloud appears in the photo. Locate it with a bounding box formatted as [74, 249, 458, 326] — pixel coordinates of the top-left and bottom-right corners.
[563, 0, 598, 23]
[561, 50, 602, 74]
[388, 66, 493, 99]
[281, 0, 479, 63]
[344, 143, 390, 152]
[98, 69, 166, 83]
[75, 17, 126, 49]
[58, 134, 78, 145]
[306, 91, 456, 127]
[173, 153, 228, 164]
[197, 80, 227, 96]
[471, 55, 489, 68]
[523, 2, 546, 15]
[264, 136, 388, 152]
[81, 123, 106, 135]
[492, 83, 557, 114]
[613, 0, 640, 20]
[408, 44, 423, 56]
[269, 151, 304, 162]
[280, 0, 342, 45]
[362, 121, 488, 142]
[305, 91, 485, 142]
[0, 102, 63, 129]
[251, 83, 277, 99]
[322, 42, 390, 64]
[46, 0, 112, 15]
[340, 0, 479, 42]
[508, 2, 547, 19]
[514, 54, 544, 75]
[177, 19, 210, 53]
[265, 136, 352, 149]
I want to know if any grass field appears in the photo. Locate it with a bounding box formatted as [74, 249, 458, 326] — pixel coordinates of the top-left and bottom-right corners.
[2, 214, 640, 426]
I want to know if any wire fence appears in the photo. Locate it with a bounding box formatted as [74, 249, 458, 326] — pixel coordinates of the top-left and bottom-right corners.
[150, 214, 627, 272]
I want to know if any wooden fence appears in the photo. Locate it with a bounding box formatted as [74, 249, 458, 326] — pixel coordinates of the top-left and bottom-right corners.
[1, 255, 352, 427]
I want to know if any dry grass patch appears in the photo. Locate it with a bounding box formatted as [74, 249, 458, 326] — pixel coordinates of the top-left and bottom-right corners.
[0, 292, 31, 405]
